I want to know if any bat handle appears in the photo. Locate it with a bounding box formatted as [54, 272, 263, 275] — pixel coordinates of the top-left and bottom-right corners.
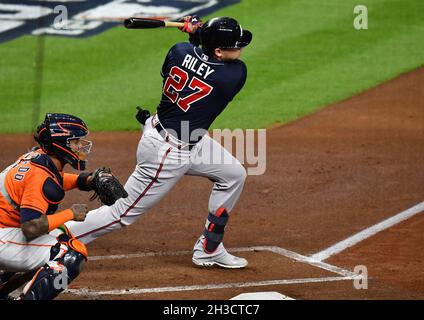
[164, 21, 185, 28]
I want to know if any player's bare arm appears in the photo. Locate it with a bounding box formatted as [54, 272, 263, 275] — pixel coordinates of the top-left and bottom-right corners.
[21, 204, 88, 241]
[20, 216, 48, 241]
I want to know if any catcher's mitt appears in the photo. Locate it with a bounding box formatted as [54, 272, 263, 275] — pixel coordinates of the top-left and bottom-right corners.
[89, 167, 128, 206]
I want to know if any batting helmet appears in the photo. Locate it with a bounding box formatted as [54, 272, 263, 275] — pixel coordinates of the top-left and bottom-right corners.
[200, 17, 252, 53]
[34, 113, 91, 171]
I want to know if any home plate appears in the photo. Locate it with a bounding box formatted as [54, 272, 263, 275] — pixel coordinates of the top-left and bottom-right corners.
[230, 292, 295, 300]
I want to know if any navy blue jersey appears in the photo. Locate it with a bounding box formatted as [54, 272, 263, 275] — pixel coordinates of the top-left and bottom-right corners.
[156, 42, 247, 143]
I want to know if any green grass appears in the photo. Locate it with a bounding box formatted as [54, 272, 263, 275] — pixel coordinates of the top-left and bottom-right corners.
[0, 0, 423, 133]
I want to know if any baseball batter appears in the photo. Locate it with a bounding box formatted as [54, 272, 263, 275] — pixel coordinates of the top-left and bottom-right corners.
[0, 113, 93, 300]
[66, 16, 253, 268]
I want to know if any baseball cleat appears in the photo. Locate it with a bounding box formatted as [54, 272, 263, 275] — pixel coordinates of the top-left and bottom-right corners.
[192, 237, 248, 269]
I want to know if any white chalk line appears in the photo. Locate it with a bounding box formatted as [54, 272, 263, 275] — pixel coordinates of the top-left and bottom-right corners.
[66, 246, 357, 297]
[69, 201, 424, 297]
[89, 249, 193, 261]
[67, 276, 354, 297]
[257, 246, 356, 278]
[311, 201, 424, 262]
[90, 245, 355, 277]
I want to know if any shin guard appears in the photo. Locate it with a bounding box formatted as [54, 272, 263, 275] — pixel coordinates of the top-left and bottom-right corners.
[202, 208, 229, 253]
[22, 236, 87, 300]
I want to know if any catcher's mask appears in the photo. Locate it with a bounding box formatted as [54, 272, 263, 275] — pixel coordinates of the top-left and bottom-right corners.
[34, 113, 92, 171]
[200, 17, 252, 54]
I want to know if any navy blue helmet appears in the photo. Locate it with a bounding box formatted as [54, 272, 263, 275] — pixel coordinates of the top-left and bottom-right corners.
[34, 113, 91, 170]
[200, 17, 252, 53]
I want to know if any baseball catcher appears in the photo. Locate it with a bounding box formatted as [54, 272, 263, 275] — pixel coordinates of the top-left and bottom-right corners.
[0, 113, 127, 300]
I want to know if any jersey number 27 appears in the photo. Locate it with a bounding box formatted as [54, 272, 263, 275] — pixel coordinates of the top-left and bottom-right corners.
[163, 66, 213, 112]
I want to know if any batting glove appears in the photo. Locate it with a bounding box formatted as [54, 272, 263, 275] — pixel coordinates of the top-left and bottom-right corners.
[178, 15, 203, 34]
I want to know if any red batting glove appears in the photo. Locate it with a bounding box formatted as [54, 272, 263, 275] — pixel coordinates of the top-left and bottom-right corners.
[178, 15, 203, 34]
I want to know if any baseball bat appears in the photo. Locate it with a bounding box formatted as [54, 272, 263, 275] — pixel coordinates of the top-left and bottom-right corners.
[124, 18, 184, 29]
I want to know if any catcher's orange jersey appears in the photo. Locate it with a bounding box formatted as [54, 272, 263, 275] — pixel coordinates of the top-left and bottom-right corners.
[0, 150, 79, 228]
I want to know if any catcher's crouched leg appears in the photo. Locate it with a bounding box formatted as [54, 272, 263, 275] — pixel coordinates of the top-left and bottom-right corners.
[21, 235, 87, 300]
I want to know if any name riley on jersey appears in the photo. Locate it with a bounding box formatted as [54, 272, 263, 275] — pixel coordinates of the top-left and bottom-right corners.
[181, 54, 215, 79]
